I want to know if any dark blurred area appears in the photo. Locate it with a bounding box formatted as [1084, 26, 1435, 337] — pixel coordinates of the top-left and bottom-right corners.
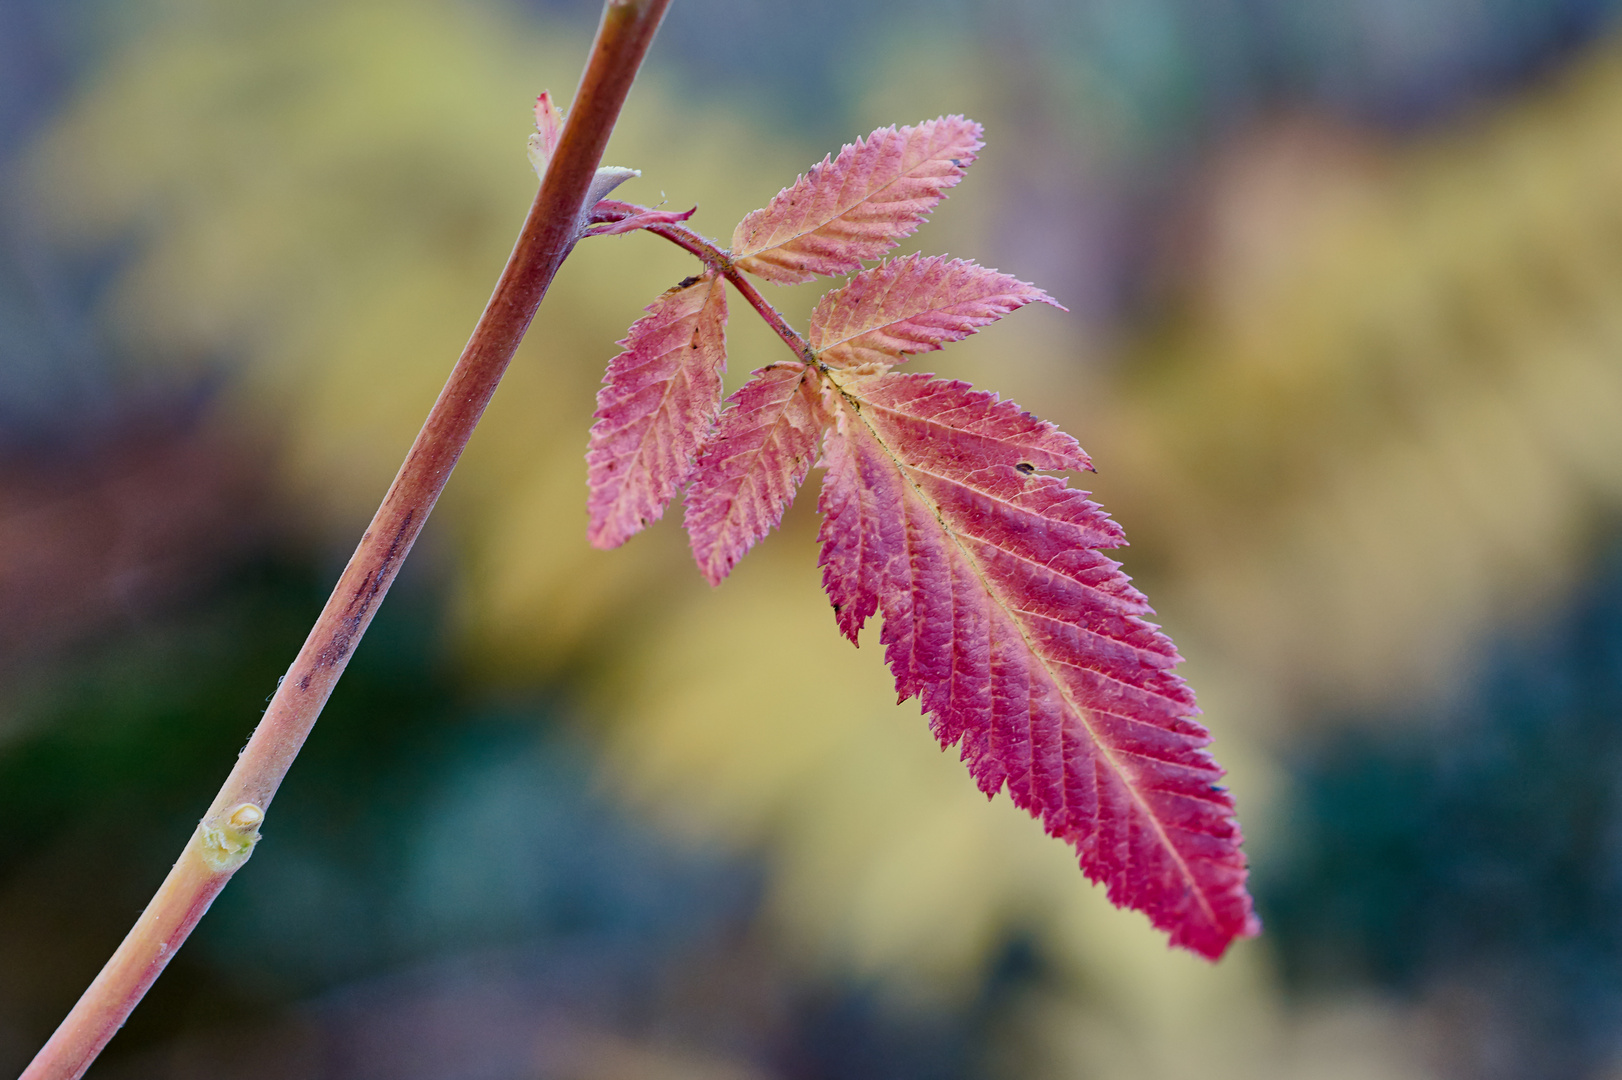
[4, 1, 1622, 1078]
[1263, 543, 1622, 1079]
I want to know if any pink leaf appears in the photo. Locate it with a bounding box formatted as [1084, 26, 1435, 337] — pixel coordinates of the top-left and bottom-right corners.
[527, 91, 565, 178]
[586, 272, 728, 549]
[731, 116, 983, 285]
[534, 92, 564, 151]
[810, 255, 1064, 369]
[816, 370, 1258, 959]
[684, 363, 826, 586]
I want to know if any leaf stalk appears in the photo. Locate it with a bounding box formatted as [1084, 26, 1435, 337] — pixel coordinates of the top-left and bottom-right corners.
[591, 203, 819, 367]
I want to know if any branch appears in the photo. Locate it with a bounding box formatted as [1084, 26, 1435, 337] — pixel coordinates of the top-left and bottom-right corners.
[20, 3, 670, 1077]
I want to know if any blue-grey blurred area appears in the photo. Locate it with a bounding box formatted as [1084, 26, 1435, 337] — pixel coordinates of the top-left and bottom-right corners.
[3, 1, 1622, 1079]
[1262, 544, 1622, 1079]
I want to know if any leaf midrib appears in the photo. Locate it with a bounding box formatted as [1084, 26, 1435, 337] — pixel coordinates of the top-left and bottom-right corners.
[834, 383, 1220, 934]
[814, 283, 1031, 357]
[699, 367, 809, 557]
[740, 134, 962, 259]
[608, 276, 723, 504]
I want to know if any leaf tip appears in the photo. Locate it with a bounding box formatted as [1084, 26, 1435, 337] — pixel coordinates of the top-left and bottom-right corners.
[694, 551, 730, 589]
[585, 520, 624, 551]
[528, 91, 566, 178]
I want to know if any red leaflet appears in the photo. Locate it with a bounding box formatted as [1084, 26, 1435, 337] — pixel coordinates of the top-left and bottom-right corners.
[586, 272, 728, 549]
[810, 255, 1064, 369]
[817, 371, 1259, 959]
[684, 363, 825, 586]
[731, 116, 983, 285]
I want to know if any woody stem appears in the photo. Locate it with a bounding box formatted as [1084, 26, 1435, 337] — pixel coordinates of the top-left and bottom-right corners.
[20, 2, 670, 1078]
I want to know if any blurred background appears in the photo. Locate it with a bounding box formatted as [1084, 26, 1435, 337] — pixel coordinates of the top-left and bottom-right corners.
[3, 0, 1622, 1077]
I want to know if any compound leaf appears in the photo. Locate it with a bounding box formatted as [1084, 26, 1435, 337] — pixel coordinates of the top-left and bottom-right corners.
[684, 362, 826, 586]
[816, 370, 1259, 959]
[810, 254, 1063, 369]
[731, 116, 983, 285]
[586, 272, 728, 548]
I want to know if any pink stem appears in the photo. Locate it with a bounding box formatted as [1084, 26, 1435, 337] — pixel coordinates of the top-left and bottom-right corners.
[655, 224, 817, 363]
[589, 203, 816, 364]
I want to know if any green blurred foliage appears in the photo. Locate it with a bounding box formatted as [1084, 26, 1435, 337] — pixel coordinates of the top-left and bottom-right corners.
[0, 550, 785, 1079]
[1258, 543, 1622, 1077]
